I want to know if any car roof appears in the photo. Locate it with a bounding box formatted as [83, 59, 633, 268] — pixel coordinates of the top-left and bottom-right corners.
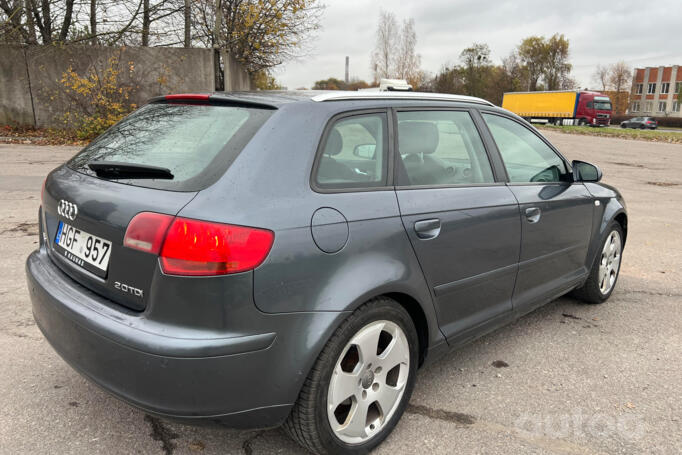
[196, 91, 495, 109]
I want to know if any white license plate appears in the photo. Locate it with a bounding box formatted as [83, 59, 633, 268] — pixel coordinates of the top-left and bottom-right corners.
[55, 221, 112, 272]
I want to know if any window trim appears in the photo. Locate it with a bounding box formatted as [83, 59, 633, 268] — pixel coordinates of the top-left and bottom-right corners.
[310, 108, 395, 194]
[390, 106, 507, 191]
[477, 110, 575, 186]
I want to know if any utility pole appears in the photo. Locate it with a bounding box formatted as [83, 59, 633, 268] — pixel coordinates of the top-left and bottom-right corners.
[345, 56, 349, 84]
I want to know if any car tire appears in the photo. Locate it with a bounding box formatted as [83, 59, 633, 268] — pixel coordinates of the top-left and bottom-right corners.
[571, 223, 624, 304]
[620, 124, 626, 128]
[283, 297, 419, 454]
[639, 125, 645, 129]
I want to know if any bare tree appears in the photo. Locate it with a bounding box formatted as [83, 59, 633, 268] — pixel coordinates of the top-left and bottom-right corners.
[609, 61, 631, 94]
[183, 0, 190, 47]
[396, 18, 420, 84]
[370, 10, 399, 82]
[89, 0, 96, 44]
[609, 61, 631, 114]
[592, 64, 610, 91]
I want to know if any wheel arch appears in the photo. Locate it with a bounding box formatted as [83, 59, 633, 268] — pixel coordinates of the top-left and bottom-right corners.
[384, 292, 430, 366]
[614, 212, 628, 246]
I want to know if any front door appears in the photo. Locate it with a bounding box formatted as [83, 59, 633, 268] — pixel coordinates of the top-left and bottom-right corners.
[394, 109, 521, 339]
[481, 113, 594, 311]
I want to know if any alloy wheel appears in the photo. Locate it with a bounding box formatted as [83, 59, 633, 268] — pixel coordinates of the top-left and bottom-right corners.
[598, 230, 622, 295]
[327, 320, 410, 444]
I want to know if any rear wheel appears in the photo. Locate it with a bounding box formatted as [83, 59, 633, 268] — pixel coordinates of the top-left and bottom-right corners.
[571, 223, 623, 304]
[284, 297, 419, 454]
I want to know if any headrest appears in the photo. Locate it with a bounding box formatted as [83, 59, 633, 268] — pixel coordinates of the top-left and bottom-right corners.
[324, 129, 343, 156]
[398, 121, 439, 155]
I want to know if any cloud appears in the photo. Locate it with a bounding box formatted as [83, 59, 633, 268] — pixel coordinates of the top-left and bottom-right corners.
[278, 0, 682, 90]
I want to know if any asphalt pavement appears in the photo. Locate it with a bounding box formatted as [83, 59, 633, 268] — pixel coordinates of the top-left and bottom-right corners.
[0, 132, 680, 454]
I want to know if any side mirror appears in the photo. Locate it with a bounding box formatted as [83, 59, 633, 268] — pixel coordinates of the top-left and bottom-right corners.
[353, 144, 376, 159]
[572, 160, 602, 182]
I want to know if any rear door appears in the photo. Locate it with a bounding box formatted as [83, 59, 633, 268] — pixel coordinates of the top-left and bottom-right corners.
[393, 108, 521, 339]
[480, 113, 594, 311]
[42, 100, 273, 311]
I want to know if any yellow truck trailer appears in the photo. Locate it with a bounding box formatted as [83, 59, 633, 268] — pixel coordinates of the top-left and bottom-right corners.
[502, 90, 613, 126]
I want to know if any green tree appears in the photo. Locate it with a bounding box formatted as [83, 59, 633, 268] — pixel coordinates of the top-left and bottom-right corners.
[543, 34, 571, 90]
[433, 65, 465, 95]
[518, 36, 546, 91]
[312, 77, 345, 90]
[459, 42, 492, 98]
[252, 70, 282, 90]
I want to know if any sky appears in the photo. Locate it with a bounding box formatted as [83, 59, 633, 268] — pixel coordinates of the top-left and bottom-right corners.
[277, 0, 682, 90]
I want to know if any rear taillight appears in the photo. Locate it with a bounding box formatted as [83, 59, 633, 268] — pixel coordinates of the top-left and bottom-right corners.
[124, 212, 174, 254]
[123, 212, 274, 276]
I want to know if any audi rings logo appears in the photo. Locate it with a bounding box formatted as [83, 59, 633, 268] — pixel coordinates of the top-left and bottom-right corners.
[57, 200, 78, 221]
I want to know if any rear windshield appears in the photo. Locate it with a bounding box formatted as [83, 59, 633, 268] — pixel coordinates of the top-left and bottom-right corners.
[68, 102, 273, 191]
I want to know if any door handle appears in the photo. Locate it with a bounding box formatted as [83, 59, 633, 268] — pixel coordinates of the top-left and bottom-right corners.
[414, 219, 441, 239]
[525, 207, 541, 223]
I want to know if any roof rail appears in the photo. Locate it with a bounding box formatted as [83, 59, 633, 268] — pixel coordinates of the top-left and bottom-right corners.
[311, 91, 494, 106]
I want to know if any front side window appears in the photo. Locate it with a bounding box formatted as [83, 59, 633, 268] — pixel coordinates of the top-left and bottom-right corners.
[395, 111, 494, 186]
[314, 113, 388, 189]
[482, 114, 569, 183]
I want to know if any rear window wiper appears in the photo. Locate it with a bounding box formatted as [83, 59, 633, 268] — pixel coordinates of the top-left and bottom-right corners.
[87, 161, 174, 180]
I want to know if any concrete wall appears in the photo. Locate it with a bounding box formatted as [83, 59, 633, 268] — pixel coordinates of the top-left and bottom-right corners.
[222, 51, 252, 91]
[0, 46, 35, 126]
[0, 44, 253, 128]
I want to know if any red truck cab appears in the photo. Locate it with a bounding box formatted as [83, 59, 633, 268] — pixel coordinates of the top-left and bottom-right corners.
[576, 92, 612, 126]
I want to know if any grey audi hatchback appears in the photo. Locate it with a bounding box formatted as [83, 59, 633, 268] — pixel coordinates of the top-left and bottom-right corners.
[27, 91, 627, 454]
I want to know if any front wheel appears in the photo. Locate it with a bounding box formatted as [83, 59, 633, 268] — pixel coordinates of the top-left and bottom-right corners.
[284, 297, 419, 454]
[571, 223, 623, 304]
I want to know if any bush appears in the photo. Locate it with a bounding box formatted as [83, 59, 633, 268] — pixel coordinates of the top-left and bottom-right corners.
[55, 54, 137, 139]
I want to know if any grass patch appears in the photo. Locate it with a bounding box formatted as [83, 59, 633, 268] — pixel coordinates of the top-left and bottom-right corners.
[537, 124, 682, 144]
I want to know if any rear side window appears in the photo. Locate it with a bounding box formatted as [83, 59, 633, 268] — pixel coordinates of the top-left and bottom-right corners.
[396, 110, 495, 186]
[482, 113, 569, 183]
[314, 113, 388, 190]
[68, 103, 273, 191]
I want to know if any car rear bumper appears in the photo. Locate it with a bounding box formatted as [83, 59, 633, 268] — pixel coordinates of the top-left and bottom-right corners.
[26, 247, 344, 428]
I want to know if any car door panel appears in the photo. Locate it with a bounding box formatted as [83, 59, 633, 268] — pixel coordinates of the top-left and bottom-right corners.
[397, 185, 521, 338]
[480, 112, 595, 312]
[508, 183, 594, 309]
[393, 109, 521, 340]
